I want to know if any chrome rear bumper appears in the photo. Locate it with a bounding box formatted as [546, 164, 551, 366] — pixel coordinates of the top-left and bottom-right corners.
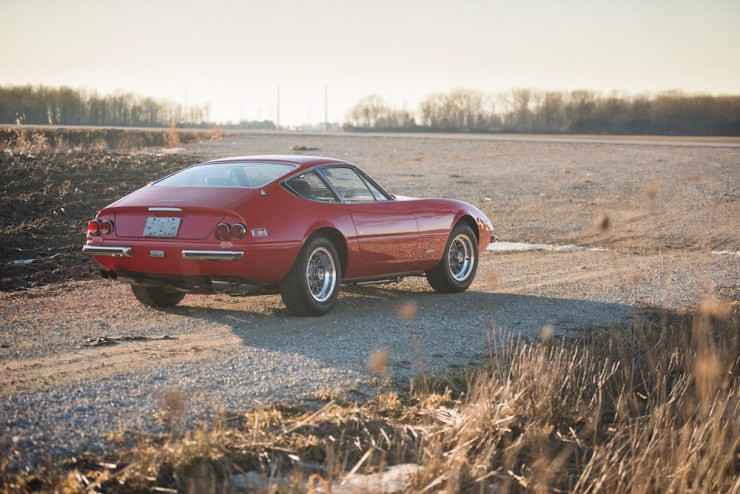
[181, 250, 244, 261]
[83, 245, 244, 261]
[82, 245, 133, 257]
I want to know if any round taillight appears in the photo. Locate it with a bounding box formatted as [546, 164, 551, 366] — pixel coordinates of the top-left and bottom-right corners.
[87, 220, 101, 235]
[99, 220, 114, 235]
[230, 223, 247, 240]
[214, 223, 231, 240]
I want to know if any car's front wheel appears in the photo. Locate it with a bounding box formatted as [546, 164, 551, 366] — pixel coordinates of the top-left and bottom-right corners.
[426, 223, 479, 293]
[279, 235, 341, 316]
[131, 285, 185, 308]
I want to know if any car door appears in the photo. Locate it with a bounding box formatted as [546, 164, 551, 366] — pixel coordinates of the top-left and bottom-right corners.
[320, 167, 420, 266]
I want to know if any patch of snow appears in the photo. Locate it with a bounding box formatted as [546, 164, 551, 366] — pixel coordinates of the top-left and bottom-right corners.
[488, 241, 606, 253]
[711, 250, 740, 256]
[231, 464, 420, 494]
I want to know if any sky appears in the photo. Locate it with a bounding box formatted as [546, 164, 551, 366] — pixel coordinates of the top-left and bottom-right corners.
[2, 0, 739, 126]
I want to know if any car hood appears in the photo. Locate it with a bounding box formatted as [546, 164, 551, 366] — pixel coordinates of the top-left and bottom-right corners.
[108, 185, 256, 210]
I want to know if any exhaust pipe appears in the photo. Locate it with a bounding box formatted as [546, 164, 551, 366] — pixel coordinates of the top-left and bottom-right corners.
[99, 269, 118, 280]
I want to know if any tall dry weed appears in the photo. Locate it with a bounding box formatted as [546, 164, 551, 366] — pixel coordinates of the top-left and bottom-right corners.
[165, 121, 181, 148]
[6, 121, 51, 155]
[210, 124, 224, 140]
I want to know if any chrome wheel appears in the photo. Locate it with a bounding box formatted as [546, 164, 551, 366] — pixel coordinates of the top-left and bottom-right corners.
[448, 233, 475, 281]
[426, 223, 479, 293]
[280, 235, 342, 316]
[305, 246, 337, 303]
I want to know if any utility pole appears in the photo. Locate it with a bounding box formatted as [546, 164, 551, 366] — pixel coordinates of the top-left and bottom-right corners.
[184, 87, 188, 125]
[324, 84, 328, 132]
[276, 84, 281, 130]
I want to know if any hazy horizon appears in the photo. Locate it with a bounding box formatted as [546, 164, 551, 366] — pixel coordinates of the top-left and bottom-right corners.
[2, 0, 739, 126]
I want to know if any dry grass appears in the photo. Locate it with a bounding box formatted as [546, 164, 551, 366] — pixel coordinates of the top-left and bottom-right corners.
[0, 123, 221, 156]
[412, 305, 739, 493]
[2, 305, 737, 493]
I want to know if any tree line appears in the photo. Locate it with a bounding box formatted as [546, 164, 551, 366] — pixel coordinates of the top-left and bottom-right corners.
[345, 89, 740, 136]
[5, 84, 739, 135]
[0, 85, 211, 127]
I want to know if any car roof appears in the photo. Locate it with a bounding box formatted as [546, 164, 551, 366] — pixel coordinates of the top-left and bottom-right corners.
[206, 155, 351, 172]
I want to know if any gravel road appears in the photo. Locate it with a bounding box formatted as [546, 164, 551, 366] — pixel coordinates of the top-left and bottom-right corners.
[1, 132, 738, 468]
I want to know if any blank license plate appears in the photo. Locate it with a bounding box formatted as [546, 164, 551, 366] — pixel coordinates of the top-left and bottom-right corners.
[143, 217, 181, 238]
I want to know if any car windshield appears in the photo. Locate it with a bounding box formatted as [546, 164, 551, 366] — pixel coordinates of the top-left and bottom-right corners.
[154, 162, 297, 188]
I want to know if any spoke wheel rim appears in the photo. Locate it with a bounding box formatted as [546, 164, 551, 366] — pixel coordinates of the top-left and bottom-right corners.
[306, 246, 337, 303]
[448, 234, 475, 282]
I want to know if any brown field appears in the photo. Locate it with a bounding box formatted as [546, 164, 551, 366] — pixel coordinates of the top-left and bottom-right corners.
[0, 128, 738, 492]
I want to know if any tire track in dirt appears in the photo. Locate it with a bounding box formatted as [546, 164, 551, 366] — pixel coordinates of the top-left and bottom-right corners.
[0, 327, 241, 394]
[493, 260, 622, 294]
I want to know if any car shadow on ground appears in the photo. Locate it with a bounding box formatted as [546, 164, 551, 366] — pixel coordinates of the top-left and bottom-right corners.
[168, 285, 641, 381]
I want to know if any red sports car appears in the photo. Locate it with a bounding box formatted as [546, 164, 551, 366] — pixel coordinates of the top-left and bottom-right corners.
[83, 155, 496, 316]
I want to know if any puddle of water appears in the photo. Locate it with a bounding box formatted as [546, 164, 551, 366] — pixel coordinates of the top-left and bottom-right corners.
[487, 242, 606, 253]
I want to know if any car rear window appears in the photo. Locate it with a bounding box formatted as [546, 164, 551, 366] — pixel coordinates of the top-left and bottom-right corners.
[154, 162, 297, 188]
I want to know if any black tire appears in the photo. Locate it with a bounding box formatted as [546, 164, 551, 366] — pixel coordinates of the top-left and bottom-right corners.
[279, 235, 341, 316]
[131, 285, 185, 308]
[426, 223, 479, 293]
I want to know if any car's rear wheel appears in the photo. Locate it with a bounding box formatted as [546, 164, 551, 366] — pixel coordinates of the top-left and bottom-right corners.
[131, 285, 185, 308]
[279, 235, 341, 316]
[426, 223, 478, 293]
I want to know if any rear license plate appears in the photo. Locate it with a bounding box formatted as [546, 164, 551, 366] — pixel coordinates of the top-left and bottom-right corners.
[143, 217, 181, 238]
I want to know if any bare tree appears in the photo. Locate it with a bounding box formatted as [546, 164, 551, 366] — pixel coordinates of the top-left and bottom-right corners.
[419, 88, 487, 130]
[419, 93, 447, 128]
[347, 94, 390, 128]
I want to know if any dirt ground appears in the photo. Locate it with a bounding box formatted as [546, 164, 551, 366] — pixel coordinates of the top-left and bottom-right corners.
[0, 151, 200, 290]
[1, 131, 738, 289]
[1, 131, 738, 395]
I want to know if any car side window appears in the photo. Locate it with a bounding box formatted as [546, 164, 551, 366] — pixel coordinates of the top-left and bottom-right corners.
[286, 171, 338, 202]
[321, 167, 377, 203]
[363, 178, 390, 202]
